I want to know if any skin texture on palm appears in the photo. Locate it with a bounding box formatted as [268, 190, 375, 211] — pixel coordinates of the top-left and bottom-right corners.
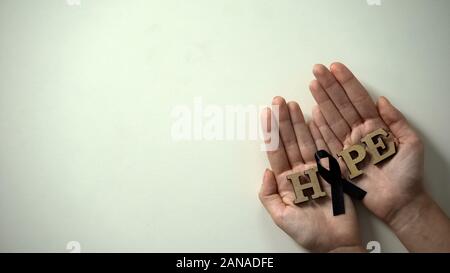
[259, 97, 363, 252]
[309, 63, 424, 223]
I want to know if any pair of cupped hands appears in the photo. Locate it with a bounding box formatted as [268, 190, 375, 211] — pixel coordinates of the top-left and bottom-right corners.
[259, 62, 426, 252]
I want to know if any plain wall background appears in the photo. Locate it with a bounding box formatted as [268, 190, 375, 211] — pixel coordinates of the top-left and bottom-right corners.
[0, 0, 449, 252]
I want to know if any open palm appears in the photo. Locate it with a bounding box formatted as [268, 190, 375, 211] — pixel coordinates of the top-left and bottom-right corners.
[309, 63, 424, 222]
[259, 97, 362, 252]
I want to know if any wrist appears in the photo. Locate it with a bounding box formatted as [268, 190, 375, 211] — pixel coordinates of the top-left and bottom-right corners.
[385, 190, 432, 235]
[384, 190, 450, 252]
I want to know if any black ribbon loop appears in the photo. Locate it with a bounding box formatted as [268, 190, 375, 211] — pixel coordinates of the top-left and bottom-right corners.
[314, 150, 367, 216]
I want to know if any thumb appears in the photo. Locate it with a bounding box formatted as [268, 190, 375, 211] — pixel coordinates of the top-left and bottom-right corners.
[377, 96, 419, 144]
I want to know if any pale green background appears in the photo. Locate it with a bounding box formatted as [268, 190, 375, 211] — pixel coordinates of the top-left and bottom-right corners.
[0, 0, 449, 252]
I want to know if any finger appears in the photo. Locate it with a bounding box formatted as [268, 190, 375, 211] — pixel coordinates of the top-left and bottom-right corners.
[377, 96, 420, 144]
[330, 62, 383, 122]
[312, 108, 351, 180]
[308, 121, 333, 194]
[272, 96, 304, 167]
[259, 169, 286, 225]
[313, 64, 362, 128]
[311, 105, 343, 156]
[287, 101, 317, 163]
[309, 79, 351, 142]
[309, 121, 329, 153]
[261, 107, 291, 175]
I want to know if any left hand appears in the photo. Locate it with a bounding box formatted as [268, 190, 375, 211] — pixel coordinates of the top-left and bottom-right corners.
[259, 97, 364, 252]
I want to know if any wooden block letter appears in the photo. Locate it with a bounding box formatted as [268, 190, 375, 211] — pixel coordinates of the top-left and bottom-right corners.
[361, 128, 396, 164]
[286, 166, 326, 204]
[337, 144, 367, 179]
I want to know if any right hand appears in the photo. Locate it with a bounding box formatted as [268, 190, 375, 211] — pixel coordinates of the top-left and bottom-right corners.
[308, 62, 425, 225]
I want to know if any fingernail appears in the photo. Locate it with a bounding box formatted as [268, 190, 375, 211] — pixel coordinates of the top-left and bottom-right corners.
[272, 96, 285, 105]
[380, 96, 391, 104]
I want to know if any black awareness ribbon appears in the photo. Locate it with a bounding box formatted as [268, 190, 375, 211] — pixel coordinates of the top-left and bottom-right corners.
[314, 150, 367, 216]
